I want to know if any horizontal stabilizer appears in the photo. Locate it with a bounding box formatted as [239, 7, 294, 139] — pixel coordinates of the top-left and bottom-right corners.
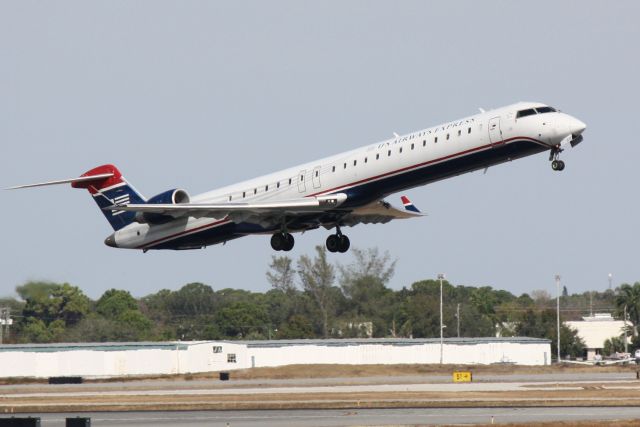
[5, 173, 114, 190]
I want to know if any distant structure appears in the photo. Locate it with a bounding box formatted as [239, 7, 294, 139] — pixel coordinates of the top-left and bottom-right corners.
[565, 313, 632, 360]
[0, 337, 551, 379]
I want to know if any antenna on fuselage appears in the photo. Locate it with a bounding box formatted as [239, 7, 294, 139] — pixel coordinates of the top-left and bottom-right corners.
[478, 108, 485, 113]
[393, 132, 400, 138]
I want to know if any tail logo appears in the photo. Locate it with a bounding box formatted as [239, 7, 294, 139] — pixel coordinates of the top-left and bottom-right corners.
[111, 193, 131, 216]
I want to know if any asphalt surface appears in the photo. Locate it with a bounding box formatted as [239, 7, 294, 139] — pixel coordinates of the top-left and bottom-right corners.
[1, 371, 636, 392]
[9, 407, 640, 426]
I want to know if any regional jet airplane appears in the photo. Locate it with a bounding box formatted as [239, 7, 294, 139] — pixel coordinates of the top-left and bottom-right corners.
[8, 102, 585, 253]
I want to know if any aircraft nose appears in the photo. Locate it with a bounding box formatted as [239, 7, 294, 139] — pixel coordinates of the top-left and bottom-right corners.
[569, 118, 586, 136]
[104, 234, 117, 248]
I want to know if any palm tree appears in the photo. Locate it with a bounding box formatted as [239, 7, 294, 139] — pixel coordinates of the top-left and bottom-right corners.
[615, 282, 640, 326]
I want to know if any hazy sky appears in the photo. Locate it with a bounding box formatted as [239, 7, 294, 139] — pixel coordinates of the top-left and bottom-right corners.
[2, 1, 639, 299]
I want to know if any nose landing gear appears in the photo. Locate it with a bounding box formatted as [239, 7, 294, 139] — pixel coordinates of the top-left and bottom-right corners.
[549, 147, 565, 171]
[326, 225, 350, 253]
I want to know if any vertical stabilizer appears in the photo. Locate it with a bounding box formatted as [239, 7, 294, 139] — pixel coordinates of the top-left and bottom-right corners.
[71, 164, 146, 230]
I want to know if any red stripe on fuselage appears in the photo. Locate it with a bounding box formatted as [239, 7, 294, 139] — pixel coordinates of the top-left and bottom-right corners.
[139, 136, 548, 249]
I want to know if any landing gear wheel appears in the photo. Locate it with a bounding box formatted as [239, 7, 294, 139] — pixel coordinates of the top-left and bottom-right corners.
[551, 160, 565, 171]
[326, 234, 339, 253]
[283, 233, 295, 251]
[337, 235, 350, 253]
[271, 233, 295, 251]
[270, 233, 285, 251]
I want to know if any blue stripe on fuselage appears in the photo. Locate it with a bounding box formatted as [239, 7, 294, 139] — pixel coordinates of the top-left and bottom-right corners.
[146, 139, 548, 249]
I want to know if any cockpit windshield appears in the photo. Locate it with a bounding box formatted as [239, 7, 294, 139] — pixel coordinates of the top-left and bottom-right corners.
[535, 106, 557, 114]
[516, 106, 557, 118]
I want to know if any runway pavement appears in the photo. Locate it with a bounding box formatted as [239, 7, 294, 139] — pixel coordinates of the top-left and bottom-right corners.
[9, 407, 640, 426]
[2, 370, 640, 424]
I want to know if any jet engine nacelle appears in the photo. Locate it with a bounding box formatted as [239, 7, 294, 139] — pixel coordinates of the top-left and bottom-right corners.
[136, 189, 190, 224]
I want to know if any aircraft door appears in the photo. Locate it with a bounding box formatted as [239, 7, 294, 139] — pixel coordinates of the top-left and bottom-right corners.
[312, 166, 321, 189]
[488, 116, 503, 146]
[297, 170, 306, 193]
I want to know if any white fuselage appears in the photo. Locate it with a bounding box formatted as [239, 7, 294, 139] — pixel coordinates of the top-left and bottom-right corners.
[113, 102, 586, 250]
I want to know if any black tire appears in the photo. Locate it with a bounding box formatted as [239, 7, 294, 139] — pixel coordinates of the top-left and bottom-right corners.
[326, 234, 339, 252]
[338, 235, 350, 253]
[283, 233, 295, 251]
[551, 160, 560, 171]
[558, 160, 565, 171]
[270, 233, 285, 251]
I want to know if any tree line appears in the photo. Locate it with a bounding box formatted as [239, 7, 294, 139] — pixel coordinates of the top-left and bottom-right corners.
[2, 246, 639, 359]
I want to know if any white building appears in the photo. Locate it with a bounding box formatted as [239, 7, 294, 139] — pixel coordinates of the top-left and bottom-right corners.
[0, 337, 551, 379]
[565, 313, 632, 360]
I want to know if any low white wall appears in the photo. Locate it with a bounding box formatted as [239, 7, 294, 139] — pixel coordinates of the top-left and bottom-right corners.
[0, 339, 550, 378]
[246, 341, 550, 369]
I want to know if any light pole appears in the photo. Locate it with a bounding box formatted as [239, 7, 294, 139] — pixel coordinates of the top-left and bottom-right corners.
[555, 274, 561, 363]
[438, 273, 445, 364]
[608, 273, 613, 291]
[456, 303, 460, 338]
[624, 305, 628, 354]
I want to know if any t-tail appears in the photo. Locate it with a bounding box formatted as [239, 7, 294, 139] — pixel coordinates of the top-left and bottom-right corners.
[6, 164, 145, 231]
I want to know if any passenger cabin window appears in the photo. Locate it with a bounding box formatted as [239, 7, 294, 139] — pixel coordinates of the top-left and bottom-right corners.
[516, 108, 537, 118]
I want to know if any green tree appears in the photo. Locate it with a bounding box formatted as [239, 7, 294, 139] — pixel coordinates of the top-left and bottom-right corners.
[615, 282, 640, 326]
[16, 281, 90, 342]
[216, 301, 269, 338]
[169, 282, 217, 317]
[298, 246, 336, 338]
[96, 289, 138, 319]
[516, 308, 585, 359]
[266, 256, 296, 294]
[339, 248, 396, 337]
[277, 314, 314, 339]
[603, 336, 625, 356]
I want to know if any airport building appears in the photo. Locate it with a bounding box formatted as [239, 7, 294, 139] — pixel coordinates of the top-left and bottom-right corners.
[0, 337, 550, 378]
[565, 313, 633, 360]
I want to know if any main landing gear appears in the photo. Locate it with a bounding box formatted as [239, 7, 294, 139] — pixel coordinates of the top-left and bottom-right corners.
[326, 226, 350, 253]
[549, 146, 565, 171]
[271, 232, 294, 251]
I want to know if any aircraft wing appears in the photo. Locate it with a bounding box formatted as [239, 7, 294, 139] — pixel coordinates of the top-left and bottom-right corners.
[107, 193, 424, 228]
[108, 193, 348, 219]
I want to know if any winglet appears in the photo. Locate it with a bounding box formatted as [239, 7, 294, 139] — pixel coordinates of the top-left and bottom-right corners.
[400, 195, 421, 213]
